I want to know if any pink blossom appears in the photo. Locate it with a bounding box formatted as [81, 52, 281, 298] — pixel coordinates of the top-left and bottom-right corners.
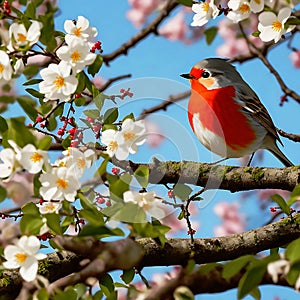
[92, 76, 106, 89]
[159, 12, 187, 41]
[2, 173, 34, 205]
[290, 51, 300, 68]
[213, 202, 245, 236]
[0, 220, 20, 247]
[127, 0, 161, 28]
[145, 120, 165, 148]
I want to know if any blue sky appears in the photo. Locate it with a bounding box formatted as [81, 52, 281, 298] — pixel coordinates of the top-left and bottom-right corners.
[10, 1, 300, 299]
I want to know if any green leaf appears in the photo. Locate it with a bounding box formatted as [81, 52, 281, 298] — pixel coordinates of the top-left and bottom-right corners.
[238, 263, 266, 300]
[252, 31, 260, 37]
[94, 155, 109, 178]
[62, 135, 71, 149]
[53, 288, 77, 300]
[74, 97, 86, 106]
[37, 136, 52, 150]
[173, 183, 192, 200]
[286, 238, 300, 264]
[122, 269, 135, 284]
[94, 93, 105, 111]
[204, 27, 218, 45]
[17, 96, 38, 121]
[75, 72, 87, 94]
[39, 13, 57, 51]
[2, 117, 36, 147]
[23, 65, 39, 79]
[222, 255, 254, 280]
[45, 213, 63, 235]
[249, 287, 261, 300]
[176, 0, 193, 6]
[0, 116, 8, 133]
[108, 173, 131, 202]
[103, 107, 118, 124]
[287, 183, 300, 206]
[83, 109, 100, 119]
[99, 274, 115, 296]
[286, 17, 300, 26]
[26, 88, 44, 100]
[102, 203, 147, 223]
[271, 194, 291, 215]
[78, 224, 123, 238]
[88, 55, 103, 76]
[0, 186, 7, 202]
[23, 78, 43, 86]
[24, 0, 36, 19]
[134, 166, 149, 188]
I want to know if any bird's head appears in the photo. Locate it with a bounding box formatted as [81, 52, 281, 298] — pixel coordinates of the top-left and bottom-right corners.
[181, 58, 244, 90]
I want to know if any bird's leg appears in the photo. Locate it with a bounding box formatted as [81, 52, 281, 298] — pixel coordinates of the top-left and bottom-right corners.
[247, 153, 255, 167]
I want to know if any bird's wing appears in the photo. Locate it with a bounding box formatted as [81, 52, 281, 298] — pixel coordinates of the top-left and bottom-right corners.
[236, 85, 283, 145]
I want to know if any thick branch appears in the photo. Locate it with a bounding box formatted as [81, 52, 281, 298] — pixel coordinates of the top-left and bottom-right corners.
[114, 160, 300, 192]
[102, 0, 179, 64]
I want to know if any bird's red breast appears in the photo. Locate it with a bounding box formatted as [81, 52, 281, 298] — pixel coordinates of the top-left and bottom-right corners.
[188, 72, 256, 151]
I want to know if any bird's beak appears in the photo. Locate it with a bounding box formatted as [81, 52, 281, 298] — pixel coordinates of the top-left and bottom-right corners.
[180, 73, 193, 79]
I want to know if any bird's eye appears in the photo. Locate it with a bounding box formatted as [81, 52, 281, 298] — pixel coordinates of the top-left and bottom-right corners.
[201, 71, 210, 78]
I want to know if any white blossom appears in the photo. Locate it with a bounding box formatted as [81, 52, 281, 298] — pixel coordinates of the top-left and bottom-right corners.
[39, 166, 81, 202]
[64, 16, 97, 46]
[0, 148, 18, 180]
[17, 144, 49, 174]
[62, 147, 95, 177]
[227, 0, 251, 23]
[8, 21, 42, 51]
[123, 190, 166, 219]
[120, 119, 146, 154]
[3, 236, 46, 282]
[267, 255, 290, 283]
[56, 38, 96, 73]
[39, 61, 78, 102]
[191, 1, 219, 27]
[101, 129, 129, 160]
[0, 50, 13, 82]
[258, 7, 295, 43]
[38, 201, 62, 214]
[249, 0, 264, 13]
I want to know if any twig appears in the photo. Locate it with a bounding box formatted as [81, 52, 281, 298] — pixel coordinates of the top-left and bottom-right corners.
[277, 128, 300, 142]
[238, 23, 300, 104]
[137, 90, 190, 120]
[102, 0, 179, 64]
[98, 74, 132, 92]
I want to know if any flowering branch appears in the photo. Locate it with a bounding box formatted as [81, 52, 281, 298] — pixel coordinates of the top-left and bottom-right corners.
[102, 0, 179, 64]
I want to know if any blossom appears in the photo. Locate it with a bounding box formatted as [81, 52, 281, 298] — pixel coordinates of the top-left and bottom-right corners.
[267, 255, 290, 283]
[101, 129, 129, 160]
[62, 147, 95, 177]
[0, 148, 18, 180]
[120, 119, 146, 154]
[39, 61, 78, 102]
[227, 0, 251, 23]
[64, 16, 97, 46]
[16, 144, 49, 174]
[290, 50, 300, 68]
[39, 166, 81, 202]
[3, 235, 46, 282]
[0, 220, 20, 247]
[8, 21, 42, 51]
[258, 7, 295, 43]
[145, 120, 165, 148]
[249, 0, 264, 13]
[213, 202, 245, 236]
[160, 12, 187, 41]
[56, 38, 96, 73]
[123, 190, 166, 219]
[191, 1, 219, 27]
[38, 201, 62, 214]
[0, 50, 13, 82]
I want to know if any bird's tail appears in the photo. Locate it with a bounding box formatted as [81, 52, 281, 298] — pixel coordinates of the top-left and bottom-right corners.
[268, 145, 294, 167]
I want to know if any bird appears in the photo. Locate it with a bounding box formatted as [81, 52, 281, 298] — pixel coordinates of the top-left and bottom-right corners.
[180, 58, 293, 167]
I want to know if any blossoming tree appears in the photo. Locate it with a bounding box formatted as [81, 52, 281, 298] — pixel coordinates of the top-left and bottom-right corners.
[0, 0, 300, 299]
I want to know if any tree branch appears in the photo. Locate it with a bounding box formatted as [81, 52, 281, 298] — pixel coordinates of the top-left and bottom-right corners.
[102, 0, 179, 64]
[114, 160, 299, 192]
